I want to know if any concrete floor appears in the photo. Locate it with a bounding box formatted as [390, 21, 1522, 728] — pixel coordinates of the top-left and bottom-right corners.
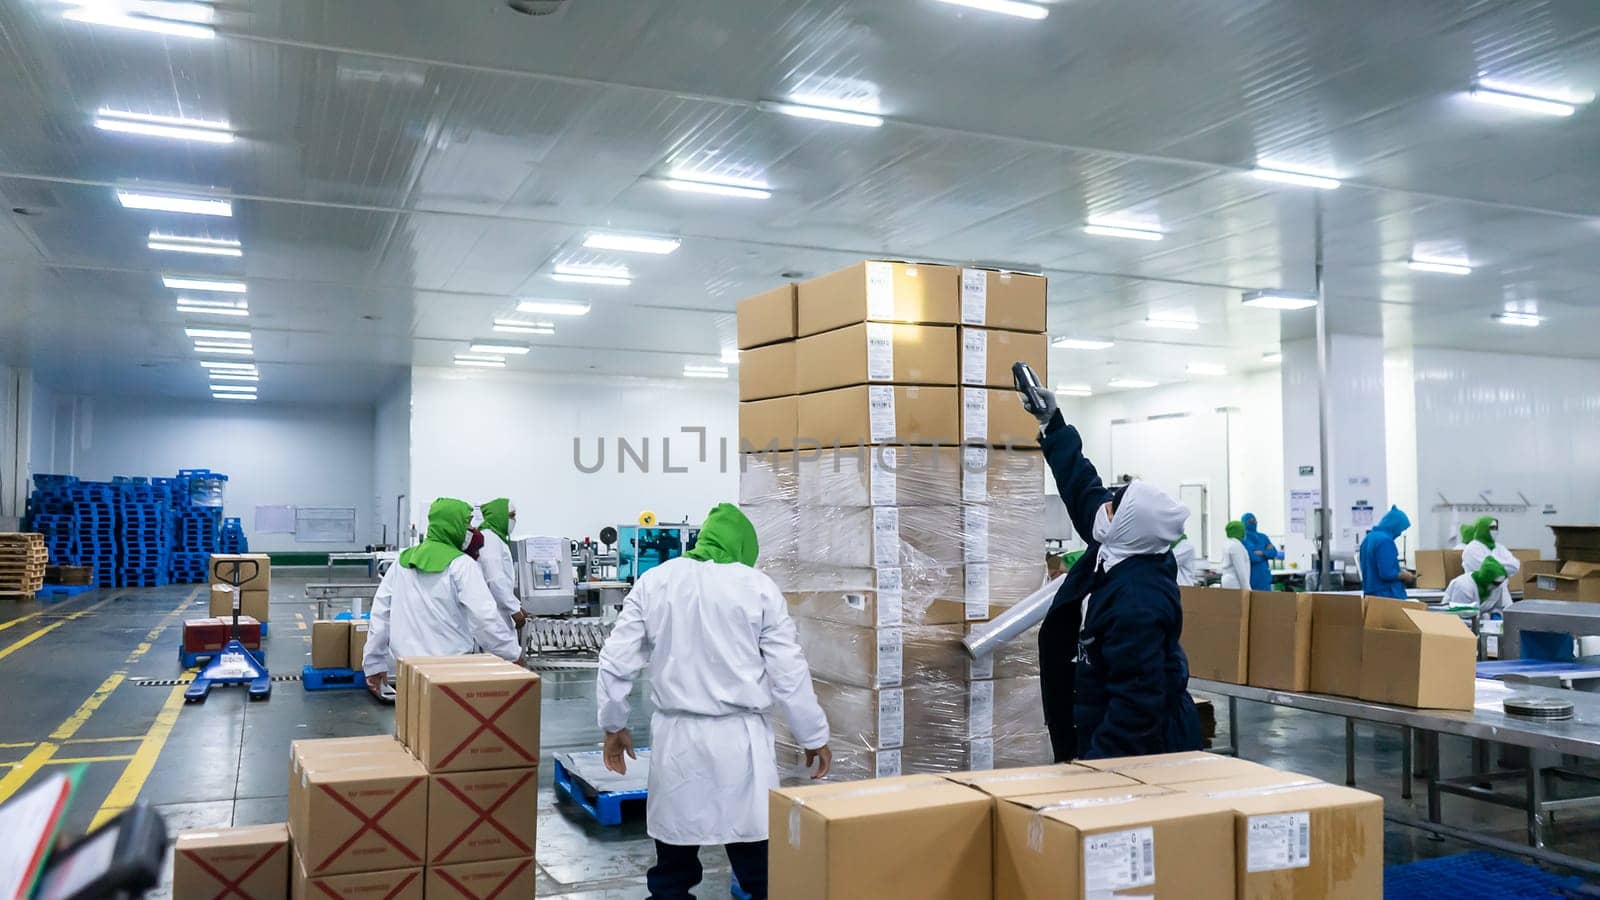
[0, 571, 1594, 897]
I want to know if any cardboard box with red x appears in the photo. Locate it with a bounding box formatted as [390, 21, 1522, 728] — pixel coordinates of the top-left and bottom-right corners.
[425, 856, 537, 900]
[428, 767, 538, 864]
[416, 665, 541, 773]
[173, 822, 289, 900]
[288, 743, 429, 877]
[290, 854, 422, 900]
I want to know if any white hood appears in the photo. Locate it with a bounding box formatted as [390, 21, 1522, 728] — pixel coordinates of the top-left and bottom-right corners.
[1096, 480, 1190, 572]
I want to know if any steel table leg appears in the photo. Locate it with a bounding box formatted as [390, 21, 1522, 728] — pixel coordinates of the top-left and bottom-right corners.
[1426, 730, 1442, 825]
[1401, 725, 1413, 799]
[1228, 696, 1239, 756]
[1474, 739, 1491, 789]
[1345, 719, 1356, 786]
[1527, 756, 1546, 848]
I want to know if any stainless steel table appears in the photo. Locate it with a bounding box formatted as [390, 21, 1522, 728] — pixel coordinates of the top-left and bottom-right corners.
[1501, 599, 1600, 659]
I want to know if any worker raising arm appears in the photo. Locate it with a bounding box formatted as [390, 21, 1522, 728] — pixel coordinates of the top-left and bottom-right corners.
[477, 497, 527, 630]
[596, 503, 829, 900]
[362, 497, 521, 697]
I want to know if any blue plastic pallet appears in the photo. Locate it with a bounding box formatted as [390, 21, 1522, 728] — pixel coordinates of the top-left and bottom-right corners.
[37, 584, 93, 600]
[1383, 851, 1587, 899]
[302, 665, 364, 691]
[552, 753, 649, 826]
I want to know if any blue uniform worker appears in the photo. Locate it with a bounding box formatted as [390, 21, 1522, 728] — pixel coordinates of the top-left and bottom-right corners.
[1359, 505, 1414, 599]
[1240, 512, 1280, 591]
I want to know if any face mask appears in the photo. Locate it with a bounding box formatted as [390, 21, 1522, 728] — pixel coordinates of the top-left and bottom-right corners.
[1489, 529, 1499, 541]
[1092, 503, 1113, 543]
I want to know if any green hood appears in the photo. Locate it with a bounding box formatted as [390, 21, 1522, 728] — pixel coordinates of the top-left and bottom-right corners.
[684, 503, 759, 566]
[1458, 524, 1474, 545]
[1471, 556, 1508, 601]
[480, 497, 512, 545]
[1225, 520, 1245, 541]
[400, 498, 471, 573]
[1470, 516, 1497, 550]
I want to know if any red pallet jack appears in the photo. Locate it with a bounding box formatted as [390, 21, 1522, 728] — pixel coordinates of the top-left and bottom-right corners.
[185, 558, 270, 703]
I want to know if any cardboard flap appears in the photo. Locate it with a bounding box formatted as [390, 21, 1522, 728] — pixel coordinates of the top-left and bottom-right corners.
[1400, 607, 1474, 638]
[1310, 593, 1366, 628]
[1178, 587, 1248, 621]
[1560, 561, 1600, 578]
[1362, 597, 1429, 631]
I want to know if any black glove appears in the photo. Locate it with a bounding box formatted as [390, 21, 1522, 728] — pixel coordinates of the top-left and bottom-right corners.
[1024, 386, 1059, 427]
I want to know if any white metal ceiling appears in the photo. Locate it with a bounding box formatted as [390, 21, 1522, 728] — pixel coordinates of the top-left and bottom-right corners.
[1, 0, 1598, 401]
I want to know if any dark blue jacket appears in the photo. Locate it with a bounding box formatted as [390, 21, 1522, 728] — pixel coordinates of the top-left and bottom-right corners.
[1038, 414, 1203, 762]
[1359, 506, 1411, 599]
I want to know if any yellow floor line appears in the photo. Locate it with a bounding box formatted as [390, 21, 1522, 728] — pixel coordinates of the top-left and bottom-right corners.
[0, 595, 121, 662]
[46, 755, 135, 765]
[0, 590, 104, 633]
[64, 736, 144, 744]
[0, 741, 36, 749]
[89, 681, 187, 831]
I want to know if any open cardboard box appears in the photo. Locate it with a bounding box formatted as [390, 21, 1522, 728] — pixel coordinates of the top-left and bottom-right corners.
[1178, 587, 1250, 684]
[1356, 598, 1475, 710]
[1413, 549, 1463, 590]
[1530, 561, 1600, 603]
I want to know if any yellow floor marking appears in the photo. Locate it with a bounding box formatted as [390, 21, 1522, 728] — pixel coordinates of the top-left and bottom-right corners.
[0, 595, 121, 661]
[65, 736, 144, 744]
[90, 681, 187, 830]
[0, 590, 105, 633]
[45, 755, 135, 765]
[0, 741, 35, 749]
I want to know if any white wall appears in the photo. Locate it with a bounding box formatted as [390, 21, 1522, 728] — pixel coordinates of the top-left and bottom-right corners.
[40, 395, 376, 552]
[372, 374, 411, 547]
[28, 378, 54, 476]
[409, 367, 740, 541]
[1410, 347, 1600, 557]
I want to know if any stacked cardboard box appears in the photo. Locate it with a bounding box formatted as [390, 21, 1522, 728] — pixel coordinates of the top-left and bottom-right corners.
[210, 553, 271, 624]
[738, 262, 1052, 780]
[173, 823, 291, 899]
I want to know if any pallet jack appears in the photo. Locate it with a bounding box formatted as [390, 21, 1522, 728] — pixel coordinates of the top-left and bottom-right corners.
[185, 558, 271, 703]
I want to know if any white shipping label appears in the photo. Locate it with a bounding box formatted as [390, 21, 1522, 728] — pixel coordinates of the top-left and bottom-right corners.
[968, 679, 995, 739]
[1246, 812, 1312, 873]
[963, 388, 988, 442]
[969, 653, 995, 680]
[866, 322, 896, 382]
[964, 505, 990, 563]
[965, 563, 991, 621]
[962, 329, 988, 386]
[961, 268, 988, 325]
[875, 567, 903, 627]
[876, 749, 902, 779]
[1083, 828, 1157, 894]
[870, 447, 898, 506]
[970, 737, 994, 772]
[868, 386, 897, 442]
[866, 261, 896, 320]
[962, 447, 989, 503]
[873, 507, 901, 566]
[878, 688, 905, 747]
[875, 629, 903, 687]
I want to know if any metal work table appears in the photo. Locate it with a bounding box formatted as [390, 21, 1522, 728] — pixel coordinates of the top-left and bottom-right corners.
[1501, 599, 1600, 659]
[306, 582, 380, 620]
[1191, 677, 1600, 859]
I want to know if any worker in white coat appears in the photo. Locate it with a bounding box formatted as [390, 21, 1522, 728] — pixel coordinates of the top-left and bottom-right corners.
[1462, 516, 1520, 613]
[1171, 533, 1199, 587]
[597, 503, 830, 900]
[1219, 520, 1253, 589]
[1443, 556, 1509, 633]
[476, 498, 526, 629]
[362, 498, 521, 697]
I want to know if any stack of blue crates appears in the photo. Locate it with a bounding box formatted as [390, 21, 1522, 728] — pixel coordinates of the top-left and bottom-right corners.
[67, 482, 118, 587]
[26, 475, 78, 566]
[167, 471, 225, 584]
[113, 479, 171, 588]
[218, 517, 248, 554]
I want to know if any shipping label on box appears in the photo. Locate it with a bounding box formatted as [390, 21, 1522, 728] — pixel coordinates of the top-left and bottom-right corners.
[174, 823, 289, 900]
[1224, 784, 1384, 898]
[962, 387, 1038, 446]
[349, 622, 371, 672]
[418, 668, 542, 772]
[959, 268, 1047, 332]
[428, 767, 538, 864]
[960, 327, 1048, 389]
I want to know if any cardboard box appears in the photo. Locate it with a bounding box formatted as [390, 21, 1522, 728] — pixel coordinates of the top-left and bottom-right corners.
[739, 341, 797, 401]
[739, 449, 797, 504]
[1247, 591, 1313, 691]
[739, 395, 798, 452]
[959, 447, 1046, 506]
[792, 619, 967, 689]
[797, 260, 961, 337]
[1520, 559, 1565, 599]
[796, 322, 959, 394]
[312, 620, 351, 670]
[1552, 525, 1600, 564]
[797, 445, 961, 508]
[428, 767, 538, 864]
[796, 385, 960, 446]
[1080, 752, 1279, 786]
[173, 823, 289, 900]
[403, 657, 517, 755]
[1179, 587, 1250, 684]
[290, 851, 421, 900]
[943, 764, 1137, 799]
[961, 387, 1039, 447]
[1356, 598, 1476, 710]
[211, 584, 269, 621]
[776, 737, 906, 783]
[289, 750, 428, 876]
[994, 789, 1234, 900]
[1530, 561, 1600, 603]
[425, 857, 536, 900]
[182, 617, 262, 653]
[349, 621, 371, 671]
[290, 736, 410, 786]
[1219, 784, 1383, 899]
[1507, 548, 1542, 592]
[1414, 549, 1463, 590]
[1309, 593, 1366, 697]
[1171, 770, 1326, 797]
[957, 268, 1048, 333]
[417, 665, 542, 772]
[769, 774, 992, 900]
[796, 504, 963, 569]
[737, 283, 797, 349]
[959, 327, 1048, 389]
[210, 553, 271, 591]
[788, 587, 971, 629]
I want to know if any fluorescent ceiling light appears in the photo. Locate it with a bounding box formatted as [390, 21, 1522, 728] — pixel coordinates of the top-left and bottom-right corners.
[583, 232, 681, 255]
[150, 233, 241, 256]
[1468, 84, 1577, 117]
[720, 348, 739, 364]
[185, 327, 250, 340]
[95, 109, 233, 144]
[1055, 384, 1093, 397]
[935, 0, 1049, 18]
[1242, 289, 1318, 311]
[662, 177, 772, 200]
[1262, 352, 1284, 364]
[63, 6, 215, 39]
[1084, 222, 1164, 241]
[683, 364, 730, 379]
[164, 276, 245, 293]
[551, 265, 631, 286]
[1053, 337, 1115, 350]
[758, 100, 884, 128]
[212, 393, 256, 401]
[199, 361, 255, 371]
[177, 302, 247, 317]
[195, 344, 252, 355]
[209, 383, 257, 393]
[469, 342, 531, 355]
[1250, 163, 1341, 190]
[492, 321, 555, 335]
[209, 374, 259, 383]
[517, 299, 590, 317]
[1107, 378, 1158, 389]
[116, 190, 231, 217]
[1493, 312, 1543, 327]
[1407, 256, 1473, 276]
[1145, 316, 1199, 331]
[454, 358, 506, 369]
[1186, 362, 1228, 376]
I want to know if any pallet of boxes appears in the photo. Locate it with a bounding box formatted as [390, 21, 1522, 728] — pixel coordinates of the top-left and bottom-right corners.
[737, 260, 1053, 779]
[0, 532, 49, 599]
[170, 655, 539, 899]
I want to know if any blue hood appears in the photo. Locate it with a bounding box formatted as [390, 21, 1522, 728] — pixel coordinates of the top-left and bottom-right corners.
[1242, 513, 1259, 534]
[1375, 505, 1410, 536]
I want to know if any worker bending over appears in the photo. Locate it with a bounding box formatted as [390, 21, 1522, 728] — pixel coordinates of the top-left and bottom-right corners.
[362, 498, 521, 697]
[1461, 516, 1520, 613]
[477, 497, 526, 630]
[1219, 520, 1252, 589]
[1359, 505, 1415, 599]
[597, 503, 830, 900]
[1444, 556, 1509, 622]
[1240, 513, 1281, 590]
[1026, 388, 1202, 762]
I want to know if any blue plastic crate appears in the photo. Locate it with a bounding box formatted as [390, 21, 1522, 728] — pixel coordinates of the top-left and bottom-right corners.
[302, 666, 364, 691]
[1383, 851, 1587, 899]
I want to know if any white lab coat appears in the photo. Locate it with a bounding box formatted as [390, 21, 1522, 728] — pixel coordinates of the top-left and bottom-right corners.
[1219, 538, 1252, 589]
[1443, 570, 1509, 615]
[1462, 540, 1519, 613]
[477, 529, 521, 621]
[361, 555, 521, 676]
[597, 557, 829, 846]
[1172, 537, 1199, 587]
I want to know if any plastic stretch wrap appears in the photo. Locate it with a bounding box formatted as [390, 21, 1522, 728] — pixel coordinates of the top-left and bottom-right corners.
[964, 574, 1062, 661]
[792, 619, 970, 689]
[743, 501, 798, 569]
[783, 676, 1046, 751]
[739, 450, 797, 504]
[776, 732, 1053, 784]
